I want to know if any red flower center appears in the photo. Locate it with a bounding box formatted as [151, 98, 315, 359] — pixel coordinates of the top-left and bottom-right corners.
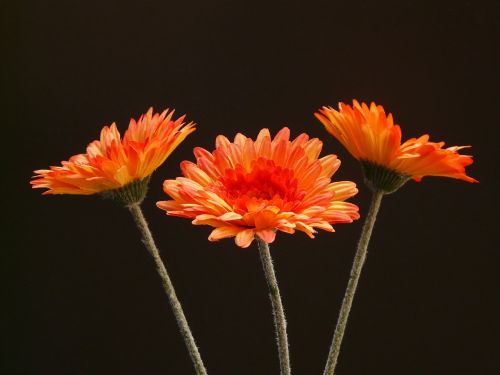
[217, 158, 304, 212]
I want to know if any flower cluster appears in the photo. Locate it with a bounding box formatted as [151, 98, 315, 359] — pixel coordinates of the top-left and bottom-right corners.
[32, 101, 477, 237]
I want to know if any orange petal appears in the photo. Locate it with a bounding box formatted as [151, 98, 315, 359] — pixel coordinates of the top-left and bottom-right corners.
[208, 226, 241, 241]
[235, 229, 255, 248]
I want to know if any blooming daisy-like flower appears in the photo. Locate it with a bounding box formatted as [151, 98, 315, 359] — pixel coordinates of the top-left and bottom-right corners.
[315, 100, 477, 193]
[31, 108, 195, 204]
[157, 127, 360, 248]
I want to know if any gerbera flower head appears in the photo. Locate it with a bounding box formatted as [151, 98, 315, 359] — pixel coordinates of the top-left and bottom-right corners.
[315, 100, 477, 193]
[31, 108, 195, 205]
[157, 127, 360, 248]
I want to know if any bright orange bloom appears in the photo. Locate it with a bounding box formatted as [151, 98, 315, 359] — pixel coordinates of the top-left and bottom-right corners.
[157, 128, 360, 248]
[315, 100, 477, 185]
[31, 108, 195, 196]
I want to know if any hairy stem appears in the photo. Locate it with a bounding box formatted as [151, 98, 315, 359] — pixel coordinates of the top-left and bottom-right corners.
[323, 189, 384, 375]
[257, 238, 291, 375]
[128, 203, 208, 375]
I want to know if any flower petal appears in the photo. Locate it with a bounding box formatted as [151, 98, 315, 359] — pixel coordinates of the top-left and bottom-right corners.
[235, 229, 255, 248]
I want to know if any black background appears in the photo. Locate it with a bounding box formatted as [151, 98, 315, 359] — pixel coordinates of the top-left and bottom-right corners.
[2, 0, 499, 374]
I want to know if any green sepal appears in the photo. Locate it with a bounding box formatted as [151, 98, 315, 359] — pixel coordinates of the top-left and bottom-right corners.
[361, 160, 411, 194]
[101, 176, 151, 206]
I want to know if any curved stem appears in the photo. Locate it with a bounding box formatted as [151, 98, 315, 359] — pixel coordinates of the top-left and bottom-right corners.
[128, 203, 208, 375]
[323, 189, 384, 375]
[257, 238, 291, 375]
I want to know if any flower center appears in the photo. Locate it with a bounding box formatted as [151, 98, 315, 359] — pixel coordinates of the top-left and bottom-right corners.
[217, 158, 303, 211]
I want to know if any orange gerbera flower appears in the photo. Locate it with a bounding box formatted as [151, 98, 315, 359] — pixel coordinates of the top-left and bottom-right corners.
[157, 127, 360, 248]
[315, 100, 477, 192]
[31, 108, 195, 203]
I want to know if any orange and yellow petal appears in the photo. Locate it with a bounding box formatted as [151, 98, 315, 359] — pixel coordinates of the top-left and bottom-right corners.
[157, 127, 359, 248]
[315, 100, 476, 192]
[31, 108, 195, 202]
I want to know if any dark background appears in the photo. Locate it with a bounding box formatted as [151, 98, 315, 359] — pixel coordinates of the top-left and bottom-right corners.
[2, 0, 499, 374]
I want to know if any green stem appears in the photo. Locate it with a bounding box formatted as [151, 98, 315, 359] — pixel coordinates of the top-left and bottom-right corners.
[128, 203, 208, 375]
[257, 238, 291, 375]
[323, 189, 384, 375]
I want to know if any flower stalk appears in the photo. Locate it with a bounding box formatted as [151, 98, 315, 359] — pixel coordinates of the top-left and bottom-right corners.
[323, 189, 384, 375]
[128, 203, 208, 375]
[257, 237, 291, 375]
